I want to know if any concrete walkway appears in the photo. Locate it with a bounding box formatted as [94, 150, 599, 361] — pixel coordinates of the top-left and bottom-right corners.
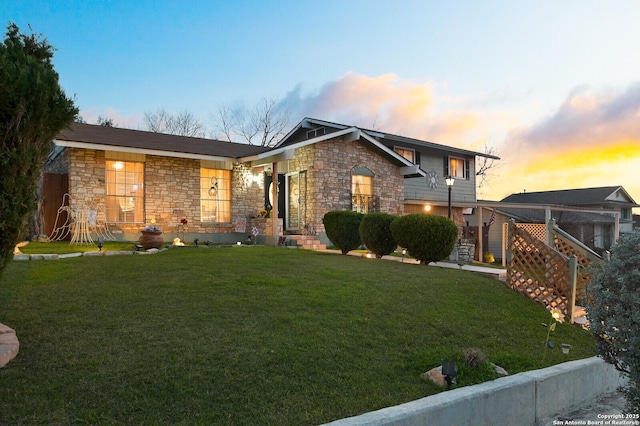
[319, 248, 508, 281]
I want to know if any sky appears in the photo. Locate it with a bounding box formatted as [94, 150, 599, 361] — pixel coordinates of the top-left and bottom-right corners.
[4, 1, 640, 209]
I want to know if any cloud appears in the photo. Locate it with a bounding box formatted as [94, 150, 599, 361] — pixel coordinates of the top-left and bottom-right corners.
[516, 84, 640, 150]
[283, 72, 503, 149]
[494, 83, 640, 202]
[80, 107, 143, 129]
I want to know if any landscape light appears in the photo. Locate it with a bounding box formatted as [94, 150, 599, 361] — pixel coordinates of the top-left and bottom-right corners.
[442, 360, 457, 388]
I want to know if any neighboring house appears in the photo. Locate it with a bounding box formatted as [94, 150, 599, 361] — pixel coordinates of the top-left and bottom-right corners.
[42, 118, 496, 245]
[469, 186, 638, 260]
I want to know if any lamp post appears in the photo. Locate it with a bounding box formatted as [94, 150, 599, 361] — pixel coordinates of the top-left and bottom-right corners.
[445, 176, 455, 219]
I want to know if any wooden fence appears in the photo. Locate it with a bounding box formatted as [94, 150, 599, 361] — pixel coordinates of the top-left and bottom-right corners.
[505, 219, 602, 323]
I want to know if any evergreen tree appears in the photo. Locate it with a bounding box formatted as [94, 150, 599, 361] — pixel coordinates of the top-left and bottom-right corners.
[0, 23, 77, 273]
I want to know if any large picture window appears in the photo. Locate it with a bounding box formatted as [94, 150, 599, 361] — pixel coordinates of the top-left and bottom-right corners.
[201, 168, 231, 223]
[105, 160, 144, 223]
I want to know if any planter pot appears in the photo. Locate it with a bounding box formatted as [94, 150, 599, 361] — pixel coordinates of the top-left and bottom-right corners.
[139, 231, 163, 249]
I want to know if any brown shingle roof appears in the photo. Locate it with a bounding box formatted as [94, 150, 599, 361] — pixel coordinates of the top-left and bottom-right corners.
[56, 123, 271, 159]
[502, 186, 638, 207]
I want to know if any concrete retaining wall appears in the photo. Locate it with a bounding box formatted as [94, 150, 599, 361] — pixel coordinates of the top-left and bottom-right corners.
[323, 357, 626, 426]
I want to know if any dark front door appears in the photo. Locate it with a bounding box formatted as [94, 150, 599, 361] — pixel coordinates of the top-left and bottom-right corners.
[264, 173, 285, 219]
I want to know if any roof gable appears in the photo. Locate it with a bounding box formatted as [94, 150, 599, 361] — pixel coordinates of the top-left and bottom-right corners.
[277, 117, 499, 160]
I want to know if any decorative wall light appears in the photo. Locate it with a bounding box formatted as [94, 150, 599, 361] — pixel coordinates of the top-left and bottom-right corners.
[424, 205, 431, 212]
[208, 177, 218, 197]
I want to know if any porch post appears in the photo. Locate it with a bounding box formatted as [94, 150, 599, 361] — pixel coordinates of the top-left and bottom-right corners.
[477, 206, 483, 262]
[568, 256, 578, 324]
[271, 161, 279, 238]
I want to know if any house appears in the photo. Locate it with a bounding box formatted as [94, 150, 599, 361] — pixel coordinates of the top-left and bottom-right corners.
[42, 118, 497, 246]
[470, 186, 638, 261]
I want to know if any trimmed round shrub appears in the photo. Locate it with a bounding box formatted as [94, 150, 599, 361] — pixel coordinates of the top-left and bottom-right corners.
[586, 231, 640, 413]
[322, 210, 363, 254]
[359, 213, 397, 258]
[390, 214, 458, 264]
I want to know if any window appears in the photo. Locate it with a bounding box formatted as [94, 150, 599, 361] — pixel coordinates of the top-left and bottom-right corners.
[394, 147, 416, 163]
[621, 208, 631, 220]
[352, 168, 375, 213]
[445, 156, 469, 180]
[306, 127, 325, 139]
[105, 160, 144, 223]
[201, 168, 231, 223]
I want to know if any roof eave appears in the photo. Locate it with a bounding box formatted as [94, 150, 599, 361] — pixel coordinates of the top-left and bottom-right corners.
[54, 139, 236, 163]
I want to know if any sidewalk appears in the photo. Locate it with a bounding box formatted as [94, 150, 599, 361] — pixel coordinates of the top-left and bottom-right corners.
[535, 390, 630, 426]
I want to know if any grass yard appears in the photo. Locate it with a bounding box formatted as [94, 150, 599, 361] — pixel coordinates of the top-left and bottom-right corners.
[0, 246, 596, 425]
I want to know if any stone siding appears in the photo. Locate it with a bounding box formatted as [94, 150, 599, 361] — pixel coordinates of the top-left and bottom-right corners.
[63, 136, 406, 239]
[289, 138, 405, 234]
[66, 149, 266, 237]
[45, 148, 69, 174]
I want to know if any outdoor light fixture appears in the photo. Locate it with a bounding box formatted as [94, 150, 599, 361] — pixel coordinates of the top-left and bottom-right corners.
[442, 360, 457, 388]
[208, 177, 218, 197]
[97, 237, 103, 251]
[562, 343, 572, 355]
[402, 248, 407, 262]
[445, 176, 455, 219]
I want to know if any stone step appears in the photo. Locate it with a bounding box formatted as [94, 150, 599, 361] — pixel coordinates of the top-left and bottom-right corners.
[0, 324, 19, 368]
[300, 242, 327, 250]
[286, 235, 326, 250]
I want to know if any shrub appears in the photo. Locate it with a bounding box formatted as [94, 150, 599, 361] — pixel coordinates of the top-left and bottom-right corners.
[390, 214, 458, 264]
[0, 23, 77, 274]
[359, 213, 397, 258]
[462, 348, 486, 369]
[322, 210, 363, 254]
[586, 231, 640, 413]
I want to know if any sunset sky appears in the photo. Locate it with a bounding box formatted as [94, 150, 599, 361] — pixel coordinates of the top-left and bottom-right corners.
[4, 1, 640, 209]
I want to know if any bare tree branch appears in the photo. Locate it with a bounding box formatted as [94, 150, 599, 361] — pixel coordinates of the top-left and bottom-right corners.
[475, 143, 500, 192]
[211, 104, 238, 142]
[211, 97, 290, 146]
[144, 108, 206, 137]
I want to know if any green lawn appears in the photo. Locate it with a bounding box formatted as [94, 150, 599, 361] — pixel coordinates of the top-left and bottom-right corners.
[0, 246, 595, 425]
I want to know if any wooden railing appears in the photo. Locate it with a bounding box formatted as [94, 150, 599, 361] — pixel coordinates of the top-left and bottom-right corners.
[548, 219, 601, 304]
[506, 220, 579, 322]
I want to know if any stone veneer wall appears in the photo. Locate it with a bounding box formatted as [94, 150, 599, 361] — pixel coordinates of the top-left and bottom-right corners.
[287, 137, 405, 234]
[67, 149, 266, 238]
[46, 148, 69, 174]
[232, 163, 265, 222]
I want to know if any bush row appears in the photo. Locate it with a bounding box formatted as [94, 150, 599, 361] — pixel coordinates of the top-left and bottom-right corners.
[322, 211, 459, 264]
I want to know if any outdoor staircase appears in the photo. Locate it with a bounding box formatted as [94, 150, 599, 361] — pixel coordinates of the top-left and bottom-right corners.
[286, 235, 326, 251]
